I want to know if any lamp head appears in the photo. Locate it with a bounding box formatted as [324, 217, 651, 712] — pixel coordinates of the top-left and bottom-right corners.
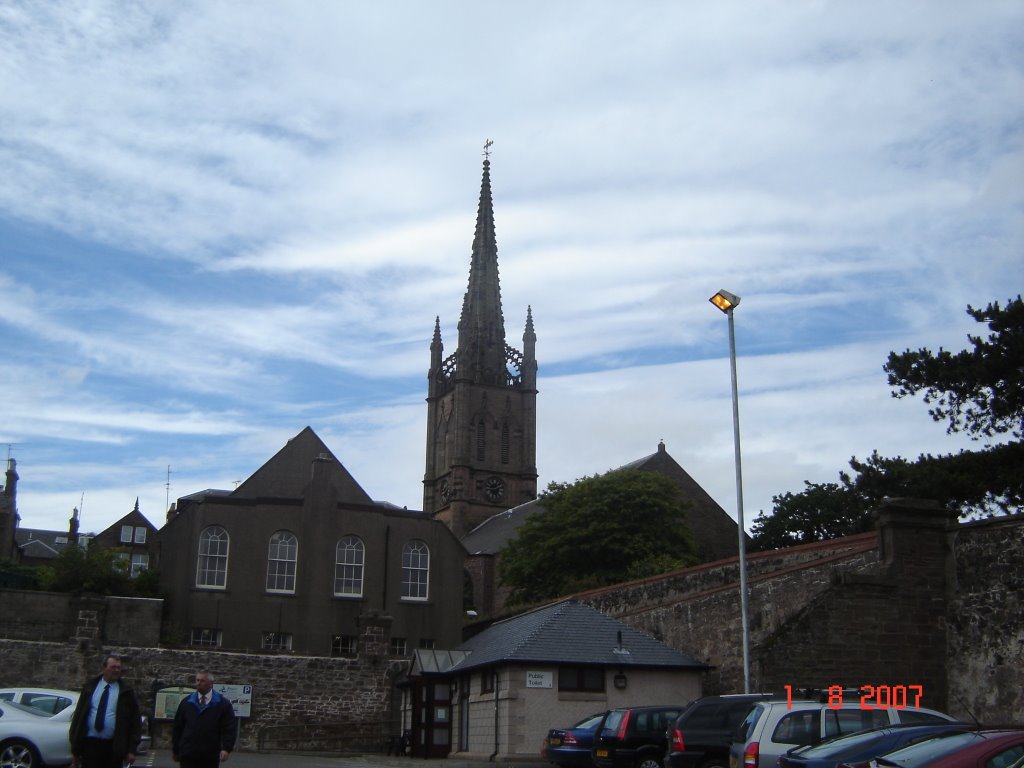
[710, 289, 741, 313]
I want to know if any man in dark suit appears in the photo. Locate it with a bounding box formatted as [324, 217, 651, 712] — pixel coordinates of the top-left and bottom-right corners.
[69, 653, 143, 768]
[172, 670, 237, 767]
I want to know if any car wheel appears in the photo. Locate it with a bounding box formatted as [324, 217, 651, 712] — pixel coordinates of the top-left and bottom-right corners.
[635, 756, 662, 768]
[0, 739, 41, 768]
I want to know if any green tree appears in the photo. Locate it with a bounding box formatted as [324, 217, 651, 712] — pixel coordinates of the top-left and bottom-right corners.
[498, 468, 697, 606]
[885, 296, 1023, 439]
[752, 298, 1023, 550]
[34, 544, 161, 597]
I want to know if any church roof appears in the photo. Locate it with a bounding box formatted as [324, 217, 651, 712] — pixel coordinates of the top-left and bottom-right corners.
[462, 441, 740, 563]
[450, 599, 707, 671]
[461, 498, 543, 555]
[623, 441, 744, 562]
[231, 426, 374, 504]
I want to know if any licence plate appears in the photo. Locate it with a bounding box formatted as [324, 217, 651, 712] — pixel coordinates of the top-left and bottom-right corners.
[729, 756, 737, 768]
[596, 750, 609, 758]
[550, 739, 561, 747]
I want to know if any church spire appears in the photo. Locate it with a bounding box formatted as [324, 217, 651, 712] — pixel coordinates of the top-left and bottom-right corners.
[457, 151, 507, 385]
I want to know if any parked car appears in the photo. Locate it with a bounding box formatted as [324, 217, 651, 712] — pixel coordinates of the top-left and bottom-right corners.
[839, 728, 1024, 768]
[0, 688, 150, 756]
[594, 705, 684, 768]
[666, 693, 783, 768]
[0, 699, 75, 767]
[777, 722, 973, 768]
[729, 697, 958, 768]
[545, 712, 606, 767]
[0, 688, 75, 716]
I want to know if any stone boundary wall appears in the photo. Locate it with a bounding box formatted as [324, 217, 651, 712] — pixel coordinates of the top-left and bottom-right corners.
[0, 589, 161, 646]
[575, 507, 1024, 723]
[946, 516, 1024, 722]
[0, 639, 408, 752]
[578, 534, 881, 693]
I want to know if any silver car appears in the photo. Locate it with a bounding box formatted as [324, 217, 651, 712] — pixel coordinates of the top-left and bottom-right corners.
[729, 697, 957, 768]
[0, 698, 76, 767]
[0, 688, 151, 761]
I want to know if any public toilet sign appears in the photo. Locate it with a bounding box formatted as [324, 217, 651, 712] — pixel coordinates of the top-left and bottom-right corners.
[154, 684, 253, 719]
[526, 671, 552, 688]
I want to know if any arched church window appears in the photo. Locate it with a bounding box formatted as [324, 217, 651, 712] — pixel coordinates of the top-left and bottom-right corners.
[196, 526, 229, 589]
[266, 530, 297, 593]
[401, 540, 430, 600]
[334, 535, 365, 597]
[501, 421, 510, 464]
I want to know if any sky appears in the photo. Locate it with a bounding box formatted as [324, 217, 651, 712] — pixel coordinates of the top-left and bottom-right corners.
[1, 1, 1022, 538]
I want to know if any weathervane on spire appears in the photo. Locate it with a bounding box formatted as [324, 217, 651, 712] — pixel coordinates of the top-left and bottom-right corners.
[483, 138, 494, 159]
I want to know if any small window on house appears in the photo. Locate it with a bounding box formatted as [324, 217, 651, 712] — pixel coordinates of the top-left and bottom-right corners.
[557, 666, 605, 692]
[481, 669, 495, 693]
[401, 540, 429, 600]
[331, 635, 357, 657]
[134, 527, 147, 544]
[389, 637, 408, 656]
[418, 638, 436, 649]
[196, 526, 229, 589]
[262, 632, 293, 651]
[266, 530, 298, 593]
[130, 552, 149, 578]
[120, 525, 133, 543]
[190, 628, 222, 647]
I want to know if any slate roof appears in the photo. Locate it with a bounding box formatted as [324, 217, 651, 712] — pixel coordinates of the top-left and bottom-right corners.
[461, 498, 543, 555]
[15, 528, 76, 559]
[231, 426, 373, 504]
[450, 600, 706, 672]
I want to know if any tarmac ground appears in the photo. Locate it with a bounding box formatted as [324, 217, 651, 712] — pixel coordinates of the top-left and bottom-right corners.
[135, 748, 549, 768]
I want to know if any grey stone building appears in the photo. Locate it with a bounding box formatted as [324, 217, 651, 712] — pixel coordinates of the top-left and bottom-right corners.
[158, 426, 466, 656]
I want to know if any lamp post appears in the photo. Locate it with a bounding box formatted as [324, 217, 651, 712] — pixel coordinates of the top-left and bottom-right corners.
[709, 289, 751, 693]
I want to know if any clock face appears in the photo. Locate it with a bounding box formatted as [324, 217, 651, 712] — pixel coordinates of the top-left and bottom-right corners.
[485, 476, 505, 502]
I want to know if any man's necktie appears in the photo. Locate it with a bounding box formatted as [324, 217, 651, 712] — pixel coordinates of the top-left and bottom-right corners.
[200, 694, 208, 708]
[95, 684, 110, 732]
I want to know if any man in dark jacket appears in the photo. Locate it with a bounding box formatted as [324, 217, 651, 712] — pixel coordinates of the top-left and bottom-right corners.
[172, 670, 237, 766]
[69, 653, 143, 768]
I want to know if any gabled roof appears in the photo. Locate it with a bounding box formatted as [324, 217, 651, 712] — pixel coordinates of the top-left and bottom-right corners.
[463, 441, 741, 563]
[624, 441, 743, 562]
[231, 426, 373, 504]
[450, 600, 706, 672]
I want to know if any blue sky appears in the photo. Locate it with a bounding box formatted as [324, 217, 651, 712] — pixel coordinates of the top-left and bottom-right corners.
[1, 0, 1021, 535]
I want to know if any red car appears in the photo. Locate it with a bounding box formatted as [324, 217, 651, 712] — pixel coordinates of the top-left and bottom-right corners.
[839, 728, 1024, 768]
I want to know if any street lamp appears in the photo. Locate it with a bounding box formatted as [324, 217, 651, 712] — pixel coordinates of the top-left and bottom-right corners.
[709, 288, 751, 693]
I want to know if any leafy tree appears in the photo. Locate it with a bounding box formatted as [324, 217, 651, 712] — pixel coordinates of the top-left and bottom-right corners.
[498, 468, 697, 606]
[35, 544, 161, 597]
[752, 298, 1023, 550]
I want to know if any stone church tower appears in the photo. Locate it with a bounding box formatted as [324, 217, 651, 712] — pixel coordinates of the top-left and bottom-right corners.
[423, 155, 537, 538]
